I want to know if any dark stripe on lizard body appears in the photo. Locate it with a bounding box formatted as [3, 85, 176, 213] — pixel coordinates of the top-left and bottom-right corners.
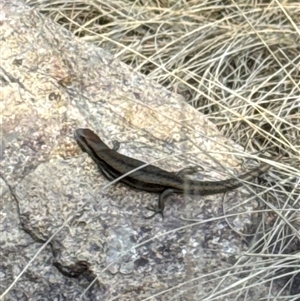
[74, 128, 281, 218]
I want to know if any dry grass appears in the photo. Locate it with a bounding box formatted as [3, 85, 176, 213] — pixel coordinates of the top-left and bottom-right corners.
[23, 0, 300, 300]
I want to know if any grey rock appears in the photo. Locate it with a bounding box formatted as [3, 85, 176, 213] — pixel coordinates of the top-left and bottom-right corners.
[0, 1, 275, 300]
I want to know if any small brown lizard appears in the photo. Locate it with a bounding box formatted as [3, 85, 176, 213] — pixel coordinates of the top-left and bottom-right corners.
[74, 128, 281, 218]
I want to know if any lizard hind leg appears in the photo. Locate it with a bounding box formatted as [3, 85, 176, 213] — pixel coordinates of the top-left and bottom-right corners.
[145, 189, 175, 219]
[176, 166, 200, 177]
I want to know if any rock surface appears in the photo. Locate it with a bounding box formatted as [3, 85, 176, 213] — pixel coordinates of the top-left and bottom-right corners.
[1, 1, 273, 300]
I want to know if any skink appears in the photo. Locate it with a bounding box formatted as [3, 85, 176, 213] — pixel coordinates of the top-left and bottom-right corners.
[74, 128, 281, 218]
